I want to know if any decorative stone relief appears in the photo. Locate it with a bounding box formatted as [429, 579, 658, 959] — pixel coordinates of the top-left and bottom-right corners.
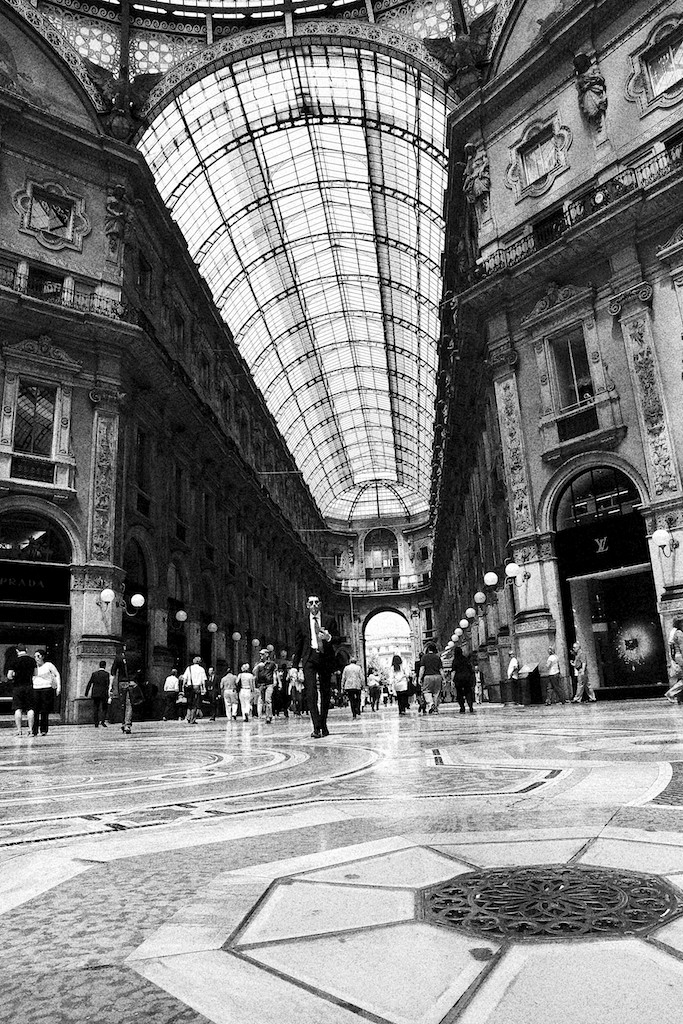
[574, 54, 608, 127]
[608, 283, 653, 316]
[495, 376, 533, 535]
[89, 413, 119, 563]
[104, 185, 130, 263]
[13, 180, 91, 252]
[462, 142, 491, 218]
[621, 313, 679, 496]
[4, 335, 83, 376]
[521, 282, 593, 328]
[71, 565, 124, 592]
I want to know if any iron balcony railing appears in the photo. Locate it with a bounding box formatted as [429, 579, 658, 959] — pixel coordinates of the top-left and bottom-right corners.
[0, 264, 126, 319]
[476, 143, 683, 280]
[339, 573, 431, 594]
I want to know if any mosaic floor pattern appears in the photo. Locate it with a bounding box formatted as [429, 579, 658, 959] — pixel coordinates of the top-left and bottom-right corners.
[2, 699, 683, 1022]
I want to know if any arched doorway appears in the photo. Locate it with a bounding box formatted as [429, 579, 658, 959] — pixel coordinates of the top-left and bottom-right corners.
[0, 510, 72, 716]
[166, 563, 187, 672]
[554, 466, 667, 695]
[363, 609, 413, 679]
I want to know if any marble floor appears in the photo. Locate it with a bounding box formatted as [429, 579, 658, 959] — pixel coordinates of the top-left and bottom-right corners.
[3, 699, 683, 1023]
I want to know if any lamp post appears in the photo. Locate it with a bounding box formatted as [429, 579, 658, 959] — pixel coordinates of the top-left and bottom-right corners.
[231, 631, 241, 673]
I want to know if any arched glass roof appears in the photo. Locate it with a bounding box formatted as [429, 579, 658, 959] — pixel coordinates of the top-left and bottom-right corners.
[139, 41, 449, 522]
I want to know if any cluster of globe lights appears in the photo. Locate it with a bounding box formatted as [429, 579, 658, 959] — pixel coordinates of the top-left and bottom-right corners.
[444, 562, 526, 652]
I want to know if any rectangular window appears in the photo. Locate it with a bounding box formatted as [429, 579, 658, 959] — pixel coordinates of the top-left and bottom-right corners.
[550, 328, 594, 412]
[174, 465, 184, 520]
[26, 267, 64, 302]
[521, 131, 557, 186]
[14, 381, 56, 457]
[138, 255, 153, 299]
[333, 551, 343, 570]
[135, 429, 148, 491]
[172, 312, 185, 349]
[647, 34, 683, 97]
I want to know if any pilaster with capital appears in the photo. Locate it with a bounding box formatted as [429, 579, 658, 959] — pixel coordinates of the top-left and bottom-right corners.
[87, 387, 125, 565]
[610, 284, 679, 498]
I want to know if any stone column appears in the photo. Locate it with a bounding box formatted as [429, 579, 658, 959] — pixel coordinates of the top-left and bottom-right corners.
[610, 282, 680, 499]
[70, 386, 125, 724]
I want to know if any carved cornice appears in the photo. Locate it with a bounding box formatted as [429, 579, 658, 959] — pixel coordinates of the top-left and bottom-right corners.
[3, 335, 82, 379]
[70, 564, 125, 592]
[521, 282, 595, 331]
[608, 282, 653, 317]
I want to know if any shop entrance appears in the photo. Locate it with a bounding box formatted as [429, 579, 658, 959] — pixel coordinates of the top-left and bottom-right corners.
[0, 511, 72, 715]
[554, 468, 667, 697]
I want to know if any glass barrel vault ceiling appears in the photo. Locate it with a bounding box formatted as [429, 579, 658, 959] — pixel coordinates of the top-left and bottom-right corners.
[139, 44, 449, 522]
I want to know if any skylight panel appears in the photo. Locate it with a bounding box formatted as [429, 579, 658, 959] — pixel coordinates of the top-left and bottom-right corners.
[139, 41, 448, 522]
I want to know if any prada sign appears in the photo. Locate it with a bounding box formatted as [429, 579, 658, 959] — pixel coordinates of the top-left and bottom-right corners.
[0, 560, 70, 604]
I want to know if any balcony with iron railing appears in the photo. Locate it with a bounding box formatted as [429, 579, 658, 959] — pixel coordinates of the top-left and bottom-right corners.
[0, 262, 127, 320]
[471, 142, 683, 282]
[338, 572, 431, 595]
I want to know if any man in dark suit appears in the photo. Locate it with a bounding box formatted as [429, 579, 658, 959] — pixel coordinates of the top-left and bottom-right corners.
[293, 595, 336, 738]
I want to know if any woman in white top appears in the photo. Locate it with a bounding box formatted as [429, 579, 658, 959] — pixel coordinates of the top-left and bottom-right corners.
[391, 654, 410, 716]
[236, 663, 254, 722]
[32, 650, 61, 736]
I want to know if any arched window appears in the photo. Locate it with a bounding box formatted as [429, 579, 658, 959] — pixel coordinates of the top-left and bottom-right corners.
[364, 529, 399, 588]
[555, 468, 640, 531]
[0, 511, 71, 563]
[123, 539, 147, 597]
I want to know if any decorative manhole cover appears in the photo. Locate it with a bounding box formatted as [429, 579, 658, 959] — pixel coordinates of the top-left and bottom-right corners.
[422, 866, 683, 939]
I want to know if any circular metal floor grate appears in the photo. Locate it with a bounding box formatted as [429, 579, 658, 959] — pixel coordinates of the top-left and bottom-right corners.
[422, 865, 683, 940]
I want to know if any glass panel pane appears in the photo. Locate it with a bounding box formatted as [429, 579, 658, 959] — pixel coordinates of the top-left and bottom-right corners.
[15, 383, 56, 456]
[139, 44, 448, 521]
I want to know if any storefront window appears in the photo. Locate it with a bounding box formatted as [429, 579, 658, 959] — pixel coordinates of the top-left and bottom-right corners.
[0, 512, 70, 563]
[555, 468, 640, 531]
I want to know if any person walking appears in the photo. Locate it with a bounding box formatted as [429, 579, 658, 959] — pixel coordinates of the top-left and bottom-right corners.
[341, 656, 364, 719]
[418, 644, 443, 713]
[367, 668, 381, 712]
[204, 666, 219, 720]
[665, 618, 683, 703]
[236, 663, 254, 722]
[31, 650, 61, 736]
[390, 654, 410, 715]
[289, 667, 304, 716]
[9, 644, 36, 737]
[293, 595, 336, 739]
[85, 660, 111, 728]
[254, 650, 275, 724]
[451, 647, 475, 714]
[545, 646, 566, 705]
[162, 668, 180, 720]
[220, 667, 239, 719]
[571, 641, 596, 702]
[110, 644, 132, 728]
[182, 657, 208, 725]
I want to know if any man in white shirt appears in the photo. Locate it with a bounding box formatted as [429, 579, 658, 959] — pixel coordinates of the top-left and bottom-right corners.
[545, 645, 566, 705]
[182, 657, 207, 725]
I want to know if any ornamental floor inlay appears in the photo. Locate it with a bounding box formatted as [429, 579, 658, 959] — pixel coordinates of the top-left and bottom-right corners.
[422, 865, 683, 940]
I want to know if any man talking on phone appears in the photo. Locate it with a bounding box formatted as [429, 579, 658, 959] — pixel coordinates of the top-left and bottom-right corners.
[293, 595, 336, 738]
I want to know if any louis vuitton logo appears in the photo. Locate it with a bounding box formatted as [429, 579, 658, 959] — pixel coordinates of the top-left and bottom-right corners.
[595, 536, 609, 554]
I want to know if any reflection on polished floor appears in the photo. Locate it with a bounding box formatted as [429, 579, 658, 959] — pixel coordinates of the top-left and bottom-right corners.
[3, 700, 683, 1023]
